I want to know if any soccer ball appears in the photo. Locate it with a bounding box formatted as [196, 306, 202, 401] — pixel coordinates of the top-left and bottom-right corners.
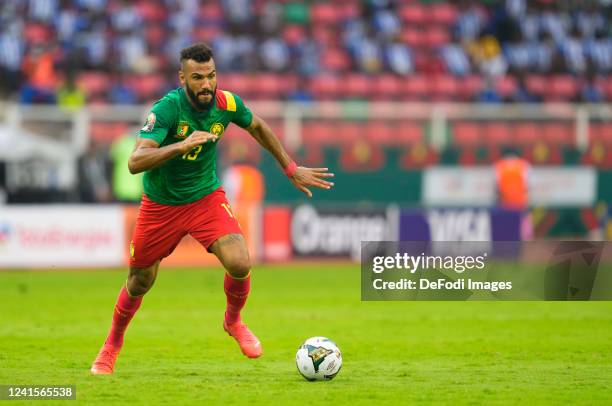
[295, 337, 342, 381]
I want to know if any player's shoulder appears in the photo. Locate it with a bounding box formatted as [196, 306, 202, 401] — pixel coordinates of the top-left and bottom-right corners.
[148, 88, 181, 120]
[152, 88, 182, 110]
[215, 89, 244, 112]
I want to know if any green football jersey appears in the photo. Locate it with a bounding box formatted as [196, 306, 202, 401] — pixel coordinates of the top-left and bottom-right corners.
[138, 87, 253, 205]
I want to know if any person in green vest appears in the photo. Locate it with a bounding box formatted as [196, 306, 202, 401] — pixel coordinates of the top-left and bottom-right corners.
[57, 74, 86, 111]
[109, 131, 143, 202]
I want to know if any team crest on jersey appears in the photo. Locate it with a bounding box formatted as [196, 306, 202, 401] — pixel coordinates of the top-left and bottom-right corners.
[210, 122, 225, 136]
[176, 121, 190, 139]
[141, 113, 156, 132]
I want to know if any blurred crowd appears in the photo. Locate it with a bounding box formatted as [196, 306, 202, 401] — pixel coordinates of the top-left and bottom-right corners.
[0, 0, 611, 105]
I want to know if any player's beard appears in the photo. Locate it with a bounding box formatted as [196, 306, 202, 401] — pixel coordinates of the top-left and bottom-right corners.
[186, 83, 216, 111]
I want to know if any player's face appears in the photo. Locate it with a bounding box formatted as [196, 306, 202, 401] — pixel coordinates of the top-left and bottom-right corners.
[180, 59, 217, 110]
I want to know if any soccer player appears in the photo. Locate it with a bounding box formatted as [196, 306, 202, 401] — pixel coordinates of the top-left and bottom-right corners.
[91, 43, 334, 374]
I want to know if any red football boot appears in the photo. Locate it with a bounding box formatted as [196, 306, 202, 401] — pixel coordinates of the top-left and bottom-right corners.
[223, 320, 263, 358]
[90, 343, 121, 375]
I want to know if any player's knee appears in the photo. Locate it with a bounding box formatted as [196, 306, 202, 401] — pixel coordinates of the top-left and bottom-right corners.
[127, 266, 157, 295]
[226, 256, 251, 279]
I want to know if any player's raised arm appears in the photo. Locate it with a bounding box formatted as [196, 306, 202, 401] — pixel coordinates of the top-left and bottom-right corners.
[128, 131, 218, 174]
[246, 114, 334, 198]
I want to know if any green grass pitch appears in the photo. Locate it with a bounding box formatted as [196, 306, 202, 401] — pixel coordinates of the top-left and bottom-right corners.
[1, 264, 611, 404]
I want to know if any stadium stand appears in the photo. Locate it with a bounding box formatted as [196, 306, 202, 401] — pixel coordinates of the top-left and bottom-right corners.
[0, 0, 610, 105]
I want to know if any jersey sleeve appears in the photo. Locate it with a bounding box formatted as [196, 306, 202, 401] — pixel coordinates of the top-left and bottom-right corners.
[139, 96, 177, 144]
[230, 93, 254, 129]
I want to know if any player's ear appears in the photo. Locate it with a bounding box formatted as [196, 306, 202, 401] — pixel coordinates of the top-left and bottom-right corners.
[178, 69, 185, 86]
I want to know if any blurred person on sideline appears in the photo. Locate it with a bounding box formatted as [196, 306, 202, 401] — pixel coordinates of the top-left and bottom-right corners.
[57, 73, 86, 111]
[109, 130, 143, 202]
[77, 140, 112, 203]
[495, 153, 532, 240]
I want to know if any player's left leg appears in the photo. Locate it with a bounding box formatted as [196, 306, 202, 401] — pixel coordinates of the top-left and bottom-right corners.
[209, 233, 262, 358]
[188, 187, 262, 358]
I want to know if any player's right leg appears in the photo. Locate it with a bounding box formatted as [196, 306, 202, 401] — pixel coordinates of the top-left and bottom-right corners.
[91, 263, 159, 375]
[91, 195, 187, 375]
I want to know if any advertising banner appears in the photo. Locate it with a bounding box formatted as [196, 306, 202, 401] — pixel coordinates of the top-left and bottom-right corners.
[262, 206, 292, 262]
[290, 204, 399, 260]
[0, 206, 124, 268]
[399, 208, 522, 241]
[423, 167, 596, 207]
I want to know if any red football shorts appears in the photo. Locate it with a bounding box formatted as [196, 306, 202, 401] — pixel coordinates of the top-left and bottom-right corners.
[129, 187, 242, 268]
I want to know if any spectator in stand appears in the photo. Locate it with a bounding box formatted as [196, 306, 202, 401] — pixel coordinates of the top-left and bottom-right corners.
[505, 0, 525, 20]
[477, 75, 502, 103]
[293, 31, 321, 77]
[115, 29, 148, 72]
[258, 1, 283, 36]
[164, 27, 193, 69]
[81, 13, 110, 70]
[54, 1, 78, 47]
[576, 2, 606, 39]
[540, 2, 570, 44]
[585, 29, 612, 74]
[0, 0, 610, 103]
[560, 26, 587, 75]
[343, 18, 367, 51]
[111, 0, 141, 34]
[455, 0, 486, 42]
[504, 30, 532, 74]
[519, 2, 541, 42]
[371, 6, 401, 42]
[28, 0, 57, 23]
[212, 33, 239, 72]
[77, 0, 107, 12]
[234, 35, 257, 71]
[0, 25, 24, 97]
[528, 31, 556, 73]
[509, 72, 541, 103]
[108, 71, 138, 105]
[579, 69, 605, 103]
[221, 0, 254, 32]
[287, 77, 314, 103]
[259, 35, 290, 72]
[468, 34, 508, 77]
[384, 34, 413, 76]
[167, 0, 195, 39]
[349, 33, 382, 74]
[20, 43, 59, 104]
[441, 41, 471, 76]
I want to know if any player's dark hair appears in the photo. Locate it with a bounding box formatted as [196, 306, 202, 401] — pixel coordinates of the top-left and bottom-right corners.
[180, 43, 214, 64]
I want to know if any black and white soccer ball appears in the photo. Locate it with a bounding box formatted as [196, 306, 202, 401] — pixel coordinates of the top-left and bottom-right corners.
[296, 337, 342, 381]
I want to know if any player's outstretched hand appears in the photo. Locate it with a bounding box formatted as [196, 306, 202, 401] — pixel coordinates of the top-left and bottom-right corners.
[180, 131, 218, 154]
[289, 167, 335, 198]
